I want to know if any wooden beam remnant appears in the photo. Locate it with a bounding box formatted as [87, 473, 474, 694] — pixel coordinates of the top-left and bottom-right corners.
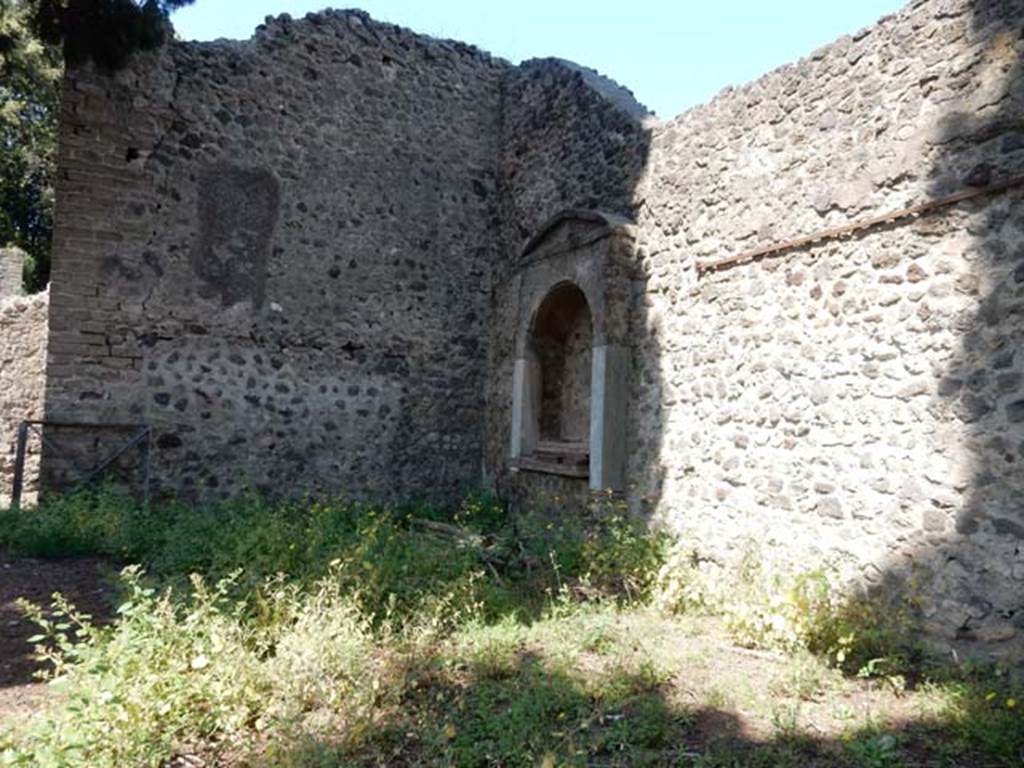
[696, 174, 1024, 277]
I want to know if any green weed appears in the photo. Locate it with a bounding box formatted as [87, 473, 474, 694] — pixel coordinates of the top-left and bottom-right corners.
[2, 490, 1022, 767]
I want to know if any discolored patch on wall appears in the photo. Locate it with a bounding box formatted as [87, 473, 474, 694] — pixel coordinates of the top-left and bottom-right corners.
[191, 165, 280, 309]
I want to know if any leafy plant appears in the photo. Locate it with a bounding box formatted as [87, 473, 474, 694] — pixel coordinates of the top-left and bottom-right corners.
[5, 568, 274, 766]
[0, 487, 672, 627]
[3, 490, 1020, 767]
[845, 732, 903, 768]
[654, 537, 923, 677]
[31, 0, 195, 69]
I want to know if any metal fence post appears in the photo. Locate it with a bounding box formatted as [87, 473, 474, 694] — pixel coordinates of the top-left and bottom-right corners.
[11, 422, 29, 511]
[141, 427, 151, 509]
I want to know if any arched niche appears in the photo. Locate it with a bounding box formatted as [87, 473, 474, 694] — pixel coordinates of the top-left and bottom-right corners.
[509, 210, 634, 491]
[529, 282, 594, 472]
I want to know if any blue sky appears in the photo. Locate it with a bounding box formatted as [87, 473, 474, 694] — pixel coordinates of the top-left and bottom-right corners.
[173, 1, 905, 119]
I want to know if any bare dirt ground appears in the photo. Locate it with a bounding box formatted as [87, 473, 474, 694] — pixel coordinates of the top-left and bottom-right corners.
[0, 554, 112, 722]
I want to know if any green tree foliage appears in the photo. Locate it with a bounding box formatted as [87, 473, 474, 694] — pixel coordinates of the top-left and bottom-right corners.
[0, 1, 194, 292]
[0, 0, 61, 291]
[31, 0, 195, 69]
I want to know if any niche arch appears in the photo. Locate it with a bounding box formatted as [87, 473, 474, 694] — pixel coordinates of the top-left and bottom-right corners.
[509, 209, 635, 491]
[527, 281, 594, 474]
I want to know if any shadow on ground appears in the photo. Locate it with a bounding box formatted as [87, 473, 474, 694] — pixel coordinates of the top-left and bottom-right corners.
[253, 650, 1018, 768]
[0, 555, 110, 690]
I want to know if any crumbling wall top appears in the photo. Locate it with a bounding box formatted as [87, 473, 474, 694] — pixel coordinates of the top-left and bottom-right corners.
[170, 7, 510, 71]
[522, 58, 656, 125]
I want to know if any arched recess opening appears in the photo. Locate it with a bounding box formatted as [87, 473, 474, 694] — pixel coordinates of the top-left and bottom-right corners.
[508, 209, 634, 492]
[530, 283, 593, 472]
[534, 284, 593, 443]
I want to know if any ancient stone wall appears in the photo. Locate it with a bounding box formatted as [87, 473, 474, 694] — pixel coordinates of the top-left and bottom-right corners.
[0, 247, 24, 298]
[483, 0, 1024, 659]
[496, 58, 653, 264]
[42, 0, 1024, 659]
[0, 292, 48, 508]
[625, 0, 1024, 657]
[46, 10, 506, 502]
[485, 61, 653, 502]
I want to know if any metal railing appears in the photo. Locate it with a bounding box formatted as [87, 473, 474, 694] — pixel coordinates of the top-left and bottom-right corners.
[10, 420, 152, 511]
